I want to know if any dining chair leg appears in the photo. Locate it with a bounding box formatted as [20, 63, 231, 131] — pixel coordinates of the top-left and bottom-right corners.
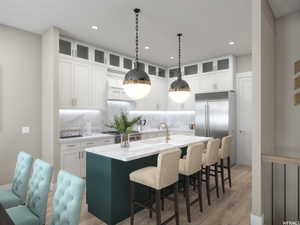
[130, 182, 135, 225]
[173, 183, 180, 225]
[197, 171, 203, 212]
[214, 163, 220, 198]
[220, 159, 225, 194]
[155, 190, 162, 225]
[184, 176, 191, 223]
[227, 156, 232, 187]
[205, 166, 211, 205]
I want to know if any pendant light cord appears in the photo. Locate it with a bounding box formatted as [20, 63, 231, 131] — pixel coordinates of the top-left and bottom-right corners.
[134, 8, 140, 69]
[178, 33, 183, 80]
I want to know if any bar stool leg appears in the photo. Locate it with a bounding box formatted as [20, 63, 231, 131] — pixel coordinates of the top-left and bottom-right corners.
[161, 189, 165, 211]
[155, 190, 162, 225]
[173, 183, 180, 225]
[197, 171, 203, 212]
[227, 156, 232, 188]
[214, 163, 220, 198]
[149, 189, 153, 218]
[184, 176, 191, 222]
[220, 159, 225, 194]
[130, 182, 135, 225]
[205, 166, 211, 205]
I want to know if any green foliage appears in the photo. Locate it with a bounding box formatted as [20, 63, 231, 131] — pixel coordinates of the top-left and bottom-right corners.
[106, 112, 141, 134]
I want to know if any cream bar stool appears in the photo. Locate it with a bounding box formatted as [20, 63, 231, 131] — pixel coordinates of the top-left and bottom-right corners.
[129, 148, 181, 225]
[202, 138, 221, 206]
[179, 143, 204, 223]
[218, 135, 233, 193]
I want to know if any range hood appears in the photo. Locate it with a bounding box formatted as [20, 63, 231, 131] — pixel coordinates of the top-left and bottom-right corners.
[107, 69, 131, 101]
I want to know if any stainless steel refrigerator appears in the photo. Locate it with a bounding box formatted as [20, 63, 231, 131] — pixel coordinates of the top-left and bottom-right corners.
[195, 91, 236, 161]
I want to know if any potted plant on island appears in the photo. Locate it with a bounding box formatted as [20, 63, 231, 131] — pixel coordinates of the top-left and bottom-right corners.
[106, 112, 141, 148]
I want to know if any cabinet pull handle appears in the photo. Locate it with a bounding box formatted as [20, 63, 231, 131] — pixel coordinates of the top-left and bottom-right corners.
[78, 152, 81, 159]
[67, 144, 76, 147]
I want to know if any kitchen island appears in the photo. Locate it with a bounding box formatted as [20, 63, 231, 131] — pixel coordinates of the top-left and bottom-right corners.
[85, 135, 211, 225]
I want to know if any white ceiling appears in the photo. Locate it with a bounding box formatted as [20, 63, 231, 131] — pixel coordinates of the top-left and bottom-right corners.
[0, 0, 252, 67]
[269, 0, 300, 18]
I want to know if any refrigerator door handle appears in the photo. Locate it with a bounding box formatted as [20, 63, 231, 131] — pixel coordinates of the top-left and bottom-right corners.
[207, 103, 210, 137]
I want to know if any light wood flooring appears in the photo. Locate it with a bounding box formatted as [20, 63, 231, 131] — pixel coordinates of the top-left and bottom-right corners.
[46, 165, 251, 225]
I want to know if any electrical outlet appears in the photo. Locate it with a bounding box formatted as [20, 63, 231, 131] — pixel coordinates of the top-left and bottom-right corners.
[22, 127, 30, 134]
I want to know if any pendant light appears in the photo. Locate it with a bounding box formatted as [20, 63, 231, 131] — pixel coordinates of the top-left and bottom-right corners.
[169, 33, 191, 103]
[123, 8, 151, 100]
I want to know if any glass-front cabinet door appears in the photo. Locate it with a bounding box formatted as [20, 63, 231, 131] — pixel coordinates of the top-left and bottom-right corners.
[94, 49, 105, 64]
[75, 42, 90, 60]
[123, 58, 133, 70]
[59, 38, 73, 56]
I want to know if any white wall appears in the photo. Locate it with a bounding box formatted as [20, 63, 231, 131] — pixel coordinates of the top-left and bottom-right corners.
[275, 11, 300, 155]
[0, 25, 41, 184]
[273, 11, 300, 223]
[236, 54, 252, 73]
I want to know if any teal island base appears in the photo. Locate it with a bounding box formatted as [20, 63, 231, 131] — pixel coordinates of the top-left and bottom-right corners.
[86, 152, 158, 225]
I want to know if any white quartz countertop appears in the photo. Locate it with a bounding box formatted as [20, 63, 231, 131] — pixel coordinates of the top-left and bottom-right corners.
[59, 133, 114, 144]
[85, 135, 211, 162]
[139, 128, 194, 134]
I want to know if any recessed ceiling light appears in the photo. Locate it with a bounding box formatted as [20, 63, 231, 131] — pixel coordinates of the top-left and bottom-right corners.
[228, 41, 235, 45]
[91, 25, 98, 30]
[144, 46, 150, 50]
[170, 56, 175, 59]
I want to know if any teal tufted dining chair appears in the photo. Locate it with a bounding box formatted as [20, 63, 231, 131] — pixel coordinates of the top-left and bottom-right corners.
[50, 170, 85, 225]
[0, 152, 33, 209]
[6, 159, 53, 225]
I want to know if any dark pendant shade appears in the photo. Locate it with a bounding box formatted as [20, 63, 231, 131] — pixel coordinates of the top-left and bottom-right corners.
[123, 68, 151, 85]
[169, 78, 190, 92]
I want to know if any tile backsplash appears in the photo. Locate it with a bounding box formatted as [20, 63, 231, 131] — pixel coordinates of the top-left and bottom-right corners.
[59, 110, 105, 134]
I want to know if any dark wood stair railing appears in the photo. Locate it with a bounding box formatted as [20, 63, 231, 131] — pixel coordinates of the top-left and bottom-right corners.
[262, 153, 300, 225]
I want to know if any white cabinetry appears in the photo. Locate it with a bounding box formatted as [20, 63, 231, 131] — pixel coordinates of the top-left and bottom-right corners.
[59, 58, 73, 108]
[73, 62, 90, 108]
[61, 137, 114, 177]
[136, 76, 167, 110]
[59, 56, 107, 109]
[61, 143, 82, 177]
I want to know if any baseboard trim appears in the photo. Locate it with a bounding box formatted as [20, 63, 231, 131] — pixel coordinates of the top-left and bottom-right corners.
[251, 213, 264, 225]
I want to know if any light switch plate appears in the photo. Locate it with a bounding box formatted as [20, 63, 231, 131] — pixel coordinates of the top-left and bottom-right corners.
[22, 127, 30, 134]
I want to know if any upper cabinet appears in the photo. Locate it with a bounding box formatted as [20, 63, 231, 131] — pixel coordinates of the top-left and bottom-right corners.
[148, 65, 157, 76]
[75, 42, 90, 60]
[123, 57, 133, 70]
[184, 64, 198, 76]
[201, 56, 232, 74]
[59, 39, 72, 56]
[109, 53, 120, 68]
[158, 68, 166, 78]
[59, 56, 107, 110]
[135, 76, 167, 111]
[94, 49, 105, 64]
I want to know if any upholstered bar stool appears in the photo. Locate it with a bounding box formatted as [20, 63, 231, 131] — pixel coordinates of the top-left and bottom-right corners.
[129, 148, 181, 225]
[0, 152, 33, 209]
[218, 135, 233, 193]
[202, 138, 221, 206]
[179, 143, 204, 223]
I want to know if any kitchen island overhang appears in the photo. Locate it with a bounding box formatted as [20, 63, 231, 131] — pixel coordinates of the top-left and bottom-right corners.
[85, 135, 211, 225]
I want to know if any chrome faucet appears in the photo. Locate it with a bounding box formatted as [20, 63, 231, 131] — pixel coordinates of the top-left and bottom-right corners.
[159, 122, 170, 143]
